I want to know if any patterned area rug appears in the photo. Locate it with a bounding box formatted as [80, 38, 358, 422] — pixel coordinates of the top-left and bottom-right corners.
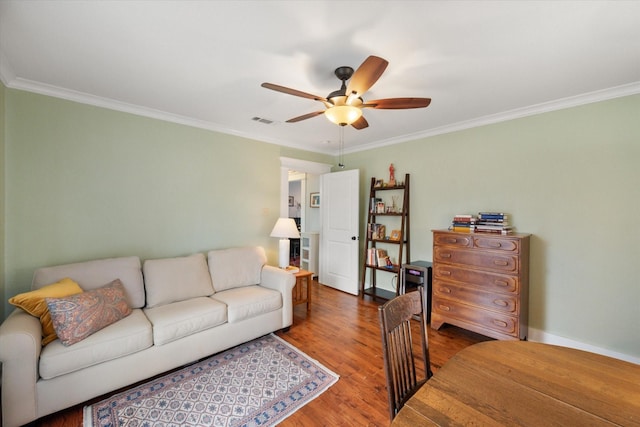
[84, 334, 339, 427]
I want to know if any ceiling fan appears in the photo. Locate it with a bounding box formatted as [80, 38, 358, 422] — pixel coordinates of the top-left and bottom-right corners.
[261, 55, 431, 130]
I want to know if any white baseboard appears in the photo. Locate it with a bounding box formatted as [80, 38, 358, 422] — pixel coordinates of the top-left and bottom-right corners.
[528, 327, 640, 365]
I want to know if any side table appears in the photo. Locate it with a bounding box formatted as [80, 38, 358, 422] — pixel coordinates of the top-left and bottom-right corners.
[292, 269, 313, 311]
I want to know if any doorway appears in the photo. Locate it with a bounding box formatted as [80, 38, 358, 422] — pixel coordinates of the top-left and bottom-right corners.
[288, 174, 303, 266]
[279, 157, 332, 271]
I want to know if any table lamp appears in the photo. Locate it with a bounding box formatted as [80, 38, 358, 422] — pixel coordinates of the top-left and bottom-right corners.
[270, 218, 300, 269]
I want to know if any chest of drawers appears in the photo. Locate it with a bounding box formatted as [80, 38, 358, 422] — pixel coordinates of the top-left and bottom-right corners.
[431, 230, 530, 340]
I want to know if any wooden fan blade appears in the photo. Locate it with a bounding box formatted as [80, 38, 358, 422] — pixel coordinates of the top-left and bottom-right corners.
[261, 83, 328, 103]
[351, 115, 369, 130]
[346, 56, 389, 98]
[363, 97, 431, 109]
[286, 111, 325, 123]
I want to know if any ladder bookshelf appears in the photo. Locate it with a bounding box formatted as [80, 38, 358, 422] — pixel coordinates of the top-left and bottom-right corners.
[360, 173, 410, 301]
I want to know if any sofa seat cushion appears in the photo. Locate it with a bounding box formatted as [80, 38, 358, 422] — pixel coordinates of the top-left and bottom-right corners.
[39, 309, 152, 380]
[143, 297, 227, 346]
[211, 285, 281, 323]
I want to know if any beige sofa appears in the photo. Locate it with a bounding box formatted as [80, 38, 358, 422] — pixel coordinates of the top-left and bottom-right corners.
[0, 246, 295, 427]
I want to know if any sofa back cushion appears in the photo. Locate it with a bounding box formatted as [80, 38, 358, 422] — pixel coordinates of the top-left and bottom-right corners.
[32, 256, 145, 308]
[143, 253, 214, 308]
[208, 246, 267, 292]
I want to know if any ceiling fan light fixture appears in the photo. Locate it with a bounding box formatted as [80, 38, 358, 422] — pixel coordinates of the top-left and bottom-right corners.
[324, 105, 362, 126]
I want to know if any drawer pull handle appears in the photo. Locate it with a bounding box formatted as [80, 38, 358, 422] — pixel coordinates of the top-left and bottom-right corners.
[446, 238, 458, 244]
[490, 242, 503, 248]
[441, 253, 452, 259]
[439, 305, 451, 311]
[494, 299, 508, 307]
[441, 270, 452, 276]
[495, 280, 509, 287]
[493, 320, 508, 328]
[494, 260, 508, 266]
[440, 287, 452, 294]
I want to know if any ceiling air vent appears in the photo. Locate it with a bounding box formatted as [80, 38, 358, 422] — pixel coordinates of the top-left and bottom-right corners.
[251, 116, 275, 125]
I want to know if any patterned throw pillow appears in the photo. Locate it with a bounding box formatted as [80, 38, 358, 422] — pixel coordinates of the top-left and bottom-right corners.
[46, 279, 132, 346]
[8, 278, 84, 346]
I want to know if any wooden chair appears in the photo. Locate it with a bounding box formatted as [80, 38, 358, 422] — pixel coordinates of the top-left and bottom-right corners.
[378, 286, 433, 421]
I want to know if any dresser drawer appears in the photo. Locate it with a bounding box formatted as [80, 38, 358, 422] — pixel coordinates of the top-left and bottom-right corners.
[433, 232, 473, 248]
[432, 298, 518, 336]
[433, 265, 518, 294]
[433, 280, 518, 314]
[434, 247, 518, 273]
[473, 236, 520, 253]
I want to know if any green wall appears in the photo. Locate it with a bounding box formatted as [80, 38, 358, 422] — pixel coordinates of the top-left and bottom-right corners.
[2, 85, 639, 360]
[2, 88, 332, 316]
[0, 82, 5, 320]
[347, 94, 640, 359]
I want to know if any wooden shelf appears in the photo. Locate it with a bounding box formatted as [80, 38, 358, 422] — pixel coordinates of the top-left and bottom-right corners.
[362, 287, 397, 301]
[360, 174, 410, 302]
[371, 239, 405, 244]
[364, 264, 400, 273]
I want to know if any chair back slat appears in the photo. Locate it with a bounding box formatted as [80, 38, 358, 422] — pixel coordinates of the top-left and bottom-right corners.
[379, 287, 432, 421]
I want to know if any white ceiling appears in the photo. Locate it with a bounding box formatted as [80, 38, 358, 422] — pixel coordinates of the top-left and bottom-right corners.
[1, 1, 639, 155]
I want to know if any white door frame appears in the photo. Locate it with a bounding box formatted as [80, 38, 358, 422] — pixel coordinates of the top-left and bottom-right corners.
[279, 157, 332, 217]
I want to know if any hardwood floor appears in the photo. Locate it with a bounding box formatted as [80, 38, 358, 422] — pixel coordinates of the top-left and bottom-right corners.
[32, 280, 489, 427]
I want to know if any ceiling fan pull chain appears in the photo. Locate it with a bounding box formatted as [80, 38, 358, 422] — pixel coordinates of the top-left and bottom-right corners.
[338, 126, 345, 168]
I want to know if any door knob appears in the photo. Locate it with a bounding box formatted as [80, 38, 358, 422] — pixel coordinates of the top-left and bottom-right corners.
[351, 236, 358, 240]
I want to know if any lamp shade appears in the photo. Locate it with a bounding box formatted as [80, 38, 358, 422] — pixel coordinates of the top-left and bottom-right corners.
[270, 218, 300, 239]
[270, 218, 300, 269]
[324, 105, 363, 126]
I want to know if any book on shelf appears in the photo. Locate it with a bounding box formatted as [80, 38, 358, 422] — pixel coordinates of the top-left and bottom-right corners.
[452, 225, 474, 233]
[475, 227, 513, 235]
[366, 248, 394, 267]
[478, 212, 508, 220]
[477, 219, 509, 225]
[450, 214, 476, 233]
[367, 248, 376, 266]
[453, 222, 475, 227]
[476, 223, 512, 230]
[370, 198, 382, 213]
[476, 221, 513, 234]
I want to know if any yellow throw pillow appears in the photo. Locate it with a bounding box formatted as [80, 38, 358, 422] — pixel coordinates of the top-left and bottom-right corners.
[9, 278, 84, 345]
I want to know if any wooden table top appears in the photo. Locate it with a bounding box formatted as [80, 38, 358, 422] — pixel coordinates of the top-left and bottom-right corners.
[392, 340, 640, 426]
[294, 269, 313, 277]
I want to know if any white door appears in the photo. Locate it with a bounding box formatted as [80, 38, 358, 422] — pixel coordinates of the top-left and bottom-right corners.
[320, 169, 360, 295]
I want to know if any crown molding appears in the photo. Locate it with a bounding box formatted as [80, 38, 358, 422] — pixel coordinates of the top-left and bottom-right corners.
[5, 76, 639, 157]
[3, 76, 339, 155]
[345, 81, 640, 154]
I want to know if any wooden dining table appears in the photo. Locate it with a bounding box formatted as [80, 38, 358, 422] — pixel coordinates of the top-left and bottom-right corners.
[391, 340, 640, 426]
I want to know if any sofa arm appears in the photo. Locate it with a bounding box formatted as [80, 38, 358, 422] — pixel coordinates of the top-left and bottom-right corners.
[0, 309, 42, 427]
[260, 265, 296, 327]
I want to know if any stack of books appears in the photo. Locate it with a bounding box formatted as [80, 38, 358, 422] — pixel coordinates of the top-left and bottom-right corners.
[366, 248, 394, 268]
[476, 212, 513, 234]
[451, 215, 476, 233]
